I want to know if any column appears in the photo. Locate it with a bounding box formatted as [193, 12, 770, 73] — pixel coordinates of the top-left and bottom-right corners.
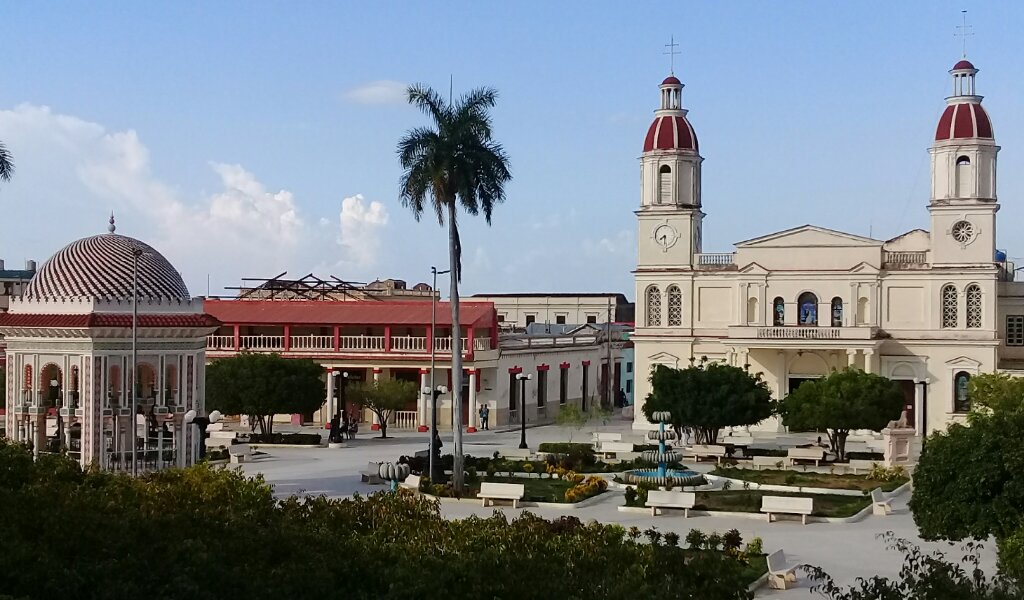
[913, 379, 924, 435]
[419, 368, 429, 427]
[371, 368, 381, 430]
[325, 367, 334, 425]
[467, 369, 478, 432]
[864, 349, 875, 374]
[776, 350, 786, 400]
[738, 349, 749, 369]
[233, 324, 241, 351]
[847, 349, 857, 368]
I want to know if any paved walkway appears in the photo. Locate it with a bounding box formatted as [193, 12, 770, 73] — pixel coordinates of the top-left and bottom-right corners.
[235, 420, 997, 597]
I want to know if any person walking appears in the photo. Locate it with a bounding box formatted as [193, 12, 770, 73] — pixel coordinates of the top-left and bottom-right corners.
[479, 404, 490, 430]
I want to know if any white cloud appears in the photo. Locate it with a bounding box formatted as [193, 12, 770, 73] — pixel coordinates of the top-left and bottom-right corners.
[582, 229, 635, 257]
[342, 80, 408, 106]
[336, 194, 389, 268]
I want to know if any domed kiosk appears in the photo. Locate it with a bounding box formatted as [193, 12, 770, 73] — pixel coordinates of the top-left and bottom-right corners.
[1, 217, 219, 471]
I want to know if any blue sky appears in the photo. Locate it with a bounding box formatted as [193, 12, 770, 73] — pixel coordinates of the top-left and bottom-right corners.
[2, 2, 1022, 299]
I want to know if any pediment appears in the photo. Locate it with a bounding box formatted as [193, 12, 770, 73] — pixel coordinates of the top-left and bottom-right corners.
[849, 261, 880, 274]
[946, 356, 982, 369]
[648, 352, 680, 369]
[736, 225, 882, 249]
[738, 262, 770, 274]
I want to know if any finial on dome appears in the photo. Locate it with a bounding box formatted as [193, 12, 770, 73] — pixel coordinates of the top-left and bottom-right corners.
[108, 212, 116, 234]
[663, 35, 680, 75]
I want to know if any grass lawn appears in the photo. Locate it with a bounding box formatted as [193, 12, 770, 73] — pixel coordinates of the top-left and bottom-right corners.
[742, 554, 768, 585]
[711, 467, 909, 492]
[694, 490, 870, 518]
[475, 476, 606, 504]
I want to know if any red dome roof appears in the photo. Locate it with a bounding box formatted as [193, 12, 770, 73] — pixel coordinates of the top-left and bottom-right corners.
[935, 102, 993, 141]
[643, 115, 698, 153]
[952, 59, 976, 71]
[662, 75, 681, 85]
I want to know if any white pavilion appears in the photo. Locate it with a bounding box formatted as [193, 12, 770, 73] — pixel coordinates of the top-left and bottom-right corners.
[1, 217, 219, 470]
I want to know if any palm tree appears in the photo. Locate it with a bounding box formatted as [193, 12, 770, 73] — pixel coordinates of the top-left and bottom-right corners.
[398, 84, 511, 492]
[0, 141, 13, 184]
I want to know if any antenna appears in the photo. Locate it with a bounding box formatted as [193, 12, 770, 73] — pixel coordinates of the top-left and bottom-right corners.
[955, 10, 974, 58]
[663, 35, 680, 74]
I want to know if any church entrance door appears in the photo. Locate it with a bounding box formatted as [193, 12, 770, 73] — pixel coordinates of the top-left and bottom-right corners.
[896, 380, 915, 427]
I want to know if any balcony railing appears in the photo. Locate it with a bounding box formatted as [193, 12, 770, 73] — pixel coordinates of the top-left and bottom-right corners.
[208, 335, 234, 349]
[239, 335, 285, 351]
[393, 410, 418, 430]
[391, 336, 426, 352]
[290, 335, 334, 350]
[727, 325, 877, 341]
[695, 253, 736, 267]
[883, 251, 928, 267]
[339, 335, 385, 352]
[208, 334, 492, 354]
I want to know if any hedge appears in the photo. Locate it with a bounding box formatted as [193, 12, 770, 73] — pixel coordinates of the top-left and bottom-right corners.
[247, 432, 322, 445]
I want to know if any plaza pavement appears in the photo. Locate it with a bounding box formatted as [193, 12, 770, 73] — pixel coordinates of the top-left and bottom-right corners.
[235, 419, 998, 597]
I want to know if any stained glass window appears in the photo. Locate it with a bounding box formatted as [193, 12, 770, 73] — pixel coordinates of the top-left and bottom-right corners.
[966, 284, 982, 328]
[941, 285, 958, 328]
[645, 286, 661, 327]
[798, 292, 818, 326]
[667, 285, 682, 326]
[954, 371, 971, 412]
[773, 297, 785, 326]
[831, 297, 843, 327]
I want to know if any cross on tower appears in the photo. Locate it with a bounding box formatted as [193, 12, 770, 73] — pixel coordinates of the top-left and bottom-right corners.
[663, 35, 680, 74]
[955, 10, 974, 58]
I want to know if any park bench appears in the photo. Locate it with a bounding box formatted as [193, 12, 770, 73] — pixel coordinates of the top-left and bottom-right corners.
[722, 434, 754, 447]
[871, 488, 893, 516]
[399, 474, 422, 493]
[752, 455, 787, 470]
[766, 550, 799, 589]
[596, 441, 635, 458]
[685, 444, 728, 464]
[846, 459, 878, 474]
[645, 490, 696, 517]
[228, 443, 251, 464]
[360, 461, 383, 484]
[786, 446, 826, 467]
[205, 429, 237, 449]
[501, 449, 532, 460]
[592, 432, 622, 443]
[478, 482, 525, 508]
[761, 495, 814, 525]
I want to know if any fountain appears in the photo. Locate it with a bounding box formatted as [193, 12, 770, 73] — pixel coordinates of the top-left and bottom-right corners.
[624, 411, 704, 487]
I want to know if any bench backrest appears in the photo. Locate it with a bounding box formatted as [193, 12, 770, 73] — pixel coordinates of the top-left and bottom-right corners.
[766, 550, 788, 573]
[753, 456, 786, 467]
[405, 474, 422, 489]
[601, 442, 634, 452]
[228, 443, 250, 456]
[787, 447, 825, 460]
[646, 490, 695, 507]
[367, 461, 381, 472]
[761, 495, 814, 514]
[479, 482, 525, 497]
[502, 450, 532, 460]
[593, 432, 622, 442]
[870, 487, 885, 503]
[694, 444, 727, 456]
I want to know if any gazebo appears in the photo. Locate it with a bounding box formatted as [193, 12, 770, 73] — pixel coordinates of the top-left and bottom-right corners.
[0, 218, 219, 471]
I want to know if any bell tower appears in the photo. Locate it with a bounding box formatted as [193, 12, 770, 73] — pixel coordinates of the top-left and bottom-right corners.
[929, 59, 1000, 265]
[637, 74, 704, 269]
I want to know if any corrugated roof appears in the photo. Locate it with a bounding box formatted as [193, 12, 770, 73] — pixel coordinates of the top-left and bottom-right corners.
[204, 299, 495, 327]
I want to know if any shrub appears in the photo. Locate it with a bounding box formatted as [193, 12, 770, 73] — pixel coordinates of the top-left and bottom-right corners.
[538, 442, 594, 454]
[846, 451, 885, 461]
[624, 486, 637, 506]
[745, 536, 764, 557]
[722, 529, 743, 557]
[247, 432, 322, 445]
[563, 476, 608, 503]
[685, 529, 707, 549]
[522, 462, 534, 474]
[664, 532, 681, 547]
[706, 532, 723, 551]
[868, 464, 908, 483]
[485, 462, 497, 478]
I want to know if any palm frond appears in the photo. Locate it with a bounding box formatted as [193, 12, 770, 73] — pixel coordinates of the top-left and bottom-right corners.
[0, 142, 13, 183]
[407, 84, 450, 126]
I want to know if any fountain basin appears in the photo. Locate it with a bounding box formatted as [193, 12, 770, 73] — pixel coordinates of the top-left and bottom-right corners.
[623, 468, 705, 487]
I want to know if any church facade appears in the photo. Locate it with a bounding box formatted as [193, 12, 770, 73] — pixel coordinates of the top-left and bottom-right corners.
[633, 59, 1024, 435]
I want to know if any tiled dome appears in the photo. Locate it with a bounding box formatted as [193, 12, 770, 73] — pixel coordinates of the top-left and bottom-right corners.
[24, 233, 190, 301]
[643, 115, 699, 153]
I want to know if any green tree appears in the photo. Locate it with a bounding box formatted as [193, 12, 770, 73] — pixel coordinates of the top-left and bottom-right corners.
[347, 378, 418, 439]
[398, 83, 512, 492]
[205, 353, 325, 435]
[643, 359, 774, 445]
[967, 372, 1024, 419]
[556, 404, 589, 443]
[0, 141, 12, 184]
[777, 368, 903, 461]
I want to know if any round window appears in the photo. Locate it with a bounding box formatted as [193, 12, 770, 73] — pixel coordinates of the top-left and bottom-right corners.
[951, 220, 975, 244]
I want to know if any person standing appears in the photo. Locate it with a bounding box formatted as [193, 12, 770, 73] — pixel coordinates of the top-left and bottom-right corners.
[479, 404, 490, 430]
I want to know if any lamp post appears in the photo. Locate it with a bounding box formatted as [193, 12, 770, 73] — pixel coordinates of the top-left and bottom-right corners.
[516, 373, 532, 450]
[428, 266, 450, 477]
[425, 384, 448, 483]
[183, 409, 222, 463]
[329, 371, 349, 443]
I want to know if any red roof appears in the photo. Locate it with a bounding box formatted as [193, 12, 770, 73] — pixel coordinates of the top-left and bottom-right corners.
[662, 75, 681, 85]
[0, 313, 219, 328]
[643, 115, 698, 152]
[203, 299, 496, 328]
[935, 102, 994, 141]
[952, 59, 976, 71]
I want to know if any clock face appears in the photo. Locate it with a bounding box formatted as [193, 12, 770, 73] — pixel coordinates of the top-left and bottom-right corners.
[653, 224, 678, 250]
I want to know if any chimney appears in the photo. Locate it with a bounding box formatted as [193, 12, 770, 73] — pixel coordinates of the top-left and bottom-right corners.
[26, 260, 36, 271]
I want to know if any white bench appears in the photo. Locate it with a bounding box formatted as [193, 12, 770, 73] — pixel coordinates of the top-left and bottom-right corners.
[645, 490, 696, 517]
[399, 474, 422, 493]
[787, 447, 826, 467]
[761, 495, 814, 525]
[501, 449, 533, 460]
[360, 461, 383, 484]
[597, 441, 635, 457]
[752, 455, 787, 470]
[871, 487, 893, 516]
[592, 432, 622, 443]
[478, 482, 525, 508]
[846, 459, 878, 474]
[723, 434, 754, 447]
[686, 444, 728, 464]
[228, 443, 251, 464]
[766, 550, 799, 590]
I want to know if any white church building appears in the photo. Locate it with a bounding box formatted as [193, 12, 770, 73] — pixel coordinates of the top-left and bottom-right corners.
[633, 58, 1024, 435]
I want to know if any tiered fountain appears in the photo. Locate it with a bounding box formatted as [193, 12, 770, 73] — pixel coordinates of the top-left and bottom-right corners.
[624, 411, 703, 487]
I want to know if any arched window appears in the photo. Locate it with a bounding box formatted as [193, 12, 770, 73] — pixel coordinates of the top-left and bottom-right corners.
[747, 297, 759, 324]
[954, 371, 971, 412]
[831, 297, 843, 327]
[659, 165, 672, 204]
[966, 284, 982, 328]
[797, 292, 818, 326]
[956, 155, 972, 198]
[666, 285, 682, 326]
[857, 297, 870, 325]
[645, 286, 662, 327]
[772, 297, 785, 326]
[941, 284, 958, 328]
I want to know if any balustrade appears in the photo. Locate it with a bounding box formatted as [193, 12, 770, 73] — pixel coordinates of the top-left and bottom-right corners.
[757, 327, 841, 340]
[289, 335, 335, 350]
[393, 411, 418, 430]
[695, 253, 736, 266]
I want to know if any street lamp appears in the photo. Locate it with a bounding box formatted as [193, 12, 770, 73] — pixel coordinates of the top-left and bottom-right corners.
[429, 266, 451, 434]
[329, 371, 349, 443]
[184, 409, 222, 462]
[424, 384, 448, 482]
[516, 373, 532, 450]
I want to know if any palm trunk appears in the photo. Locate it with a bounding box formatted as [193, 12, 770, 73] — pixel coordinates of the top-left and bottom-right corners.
[448, 202, 465, 492]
